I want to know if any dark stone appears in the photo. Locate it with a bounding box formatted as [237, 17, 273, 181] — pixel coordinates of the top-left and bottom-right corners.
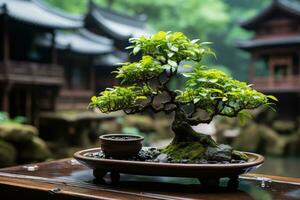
[205, 144, 232, 161]
[181, 159, 189, 163]
[156, 153, 168, 163]
[198, 159, 208, 164]
[207, 161, 218, 164]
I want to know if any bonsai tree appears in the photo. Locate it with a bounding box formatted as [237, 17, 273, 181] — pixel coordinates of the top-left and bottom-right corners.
[89, 31, 276, 162]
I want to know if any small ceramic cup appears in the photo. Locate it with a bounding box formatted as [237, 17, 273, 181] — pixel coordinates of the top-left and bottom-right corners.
[99, 134, 144, 158]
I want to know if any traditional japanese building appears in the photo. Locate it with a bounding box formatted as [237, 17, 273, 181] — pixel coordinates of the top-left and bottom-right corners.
[84, 0, 149, 60]
[36, 28, 115, 110]
[0, 0, 82, 123]
[0, 0, 149, 125]
[84, 0, 150, 91]
[237, 0, 300, 119]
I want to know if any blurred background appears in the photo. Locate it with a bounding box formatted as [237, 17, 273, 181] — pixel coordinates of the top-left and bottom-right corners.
[0, 0, 300, 178]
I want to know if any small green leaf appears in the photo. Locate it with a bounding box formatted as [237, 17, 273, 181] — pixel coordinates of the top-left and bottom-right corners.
[133, 46, 141, 55]
[237, 110, 253, 125]
[193, 97, 201, 104]
[209, 79, 218, 83]
[125, 46, 134, 49]
[182, 73, 192, 77]
[182, 64, 192, 69]
[197, 78, 207, 82]
[136, 96, 148, 100]
[200, 42, 213, 45]
[167, 52, 174, 58]
[168, 60, 177, 67]
[170, 45, 178, 52]
[91, 96, 97, 102]
[267, 95, 278, 101]
[162, 64, 171, 70]
[191, 39, 200, 44]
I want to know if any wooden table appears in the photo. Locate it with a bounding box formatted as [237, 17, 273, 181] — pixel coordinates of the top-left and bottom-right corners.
[0, 158, 299, 200]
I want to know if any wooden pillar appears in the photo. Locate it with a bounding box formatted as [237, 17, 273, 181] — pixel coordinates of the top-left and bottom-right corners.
[2, 87, 10, 113]
[32, 89, 40, 126]
[298, 51, 300, 87]
[25, 89, 32, 123]
[268, 59, 274, 86]
[90, 55, 95, 92]
[66, 44, 74, 90]
[287, 57, 292, 83]
[51, 31, 57, 64]
[2, 5, 10, 65]
[1, 5, 11, 113]
[2, 5, 9, 63]
[249, 53, 257, 82]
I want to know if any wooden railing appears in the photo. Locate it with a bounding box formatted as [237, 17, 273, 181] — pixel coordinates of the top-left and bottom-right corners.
[251, 76, 300, 91]
[56, 89, 94, 110]
[0, 61, 64, 85]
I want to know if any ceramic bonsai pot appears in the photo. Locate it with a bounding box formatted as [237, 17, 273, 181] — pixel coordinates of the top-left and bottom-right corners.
[99, 134, 144, 158]
[74, 147, 264, 188]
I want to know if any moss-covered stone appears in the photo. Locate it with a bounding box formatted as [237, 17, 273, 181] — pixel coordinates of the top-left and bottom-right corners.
[0, 139, 17, 167]
[272, 120, 295, 134]
[160, 117, 244, 162]
[0, 123, 38, 143]
[161, 139, 206, 160]
[232, 123, 262, 152]
[19, 137, 51, 162]
[205, 144, 232, 161]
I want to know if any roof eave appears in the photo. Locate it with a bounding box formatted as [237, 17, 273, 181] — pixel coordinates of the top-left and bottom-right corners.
[88, 12, 130, 41]
[240, 1, 277, 30]
[241, 0, 300, 30]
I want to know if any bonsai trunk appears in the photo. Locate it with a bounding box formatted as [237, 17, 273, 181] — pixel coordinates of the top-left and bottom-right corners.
[161, 112, 248, 162]
[161, 112, 218, 161]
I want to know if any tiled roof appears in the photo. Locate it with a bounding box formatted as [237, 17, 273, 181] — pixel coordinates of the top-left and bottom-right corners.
[94, 53, 126, 67]
[0, 0, 82, 29]
[36, 29, 114, 55]
[241, 0, 300, 30]
[86, 0, 150, 40]
[237, 35, 300, 50]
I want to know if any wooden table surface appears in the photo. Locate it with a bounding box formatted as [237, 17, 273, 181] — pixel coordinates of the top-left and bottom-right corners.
[0, 158, 299, 200]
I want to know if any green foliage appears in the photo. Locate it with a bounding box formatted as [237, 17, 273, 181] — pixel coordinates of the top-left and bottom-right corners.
[114, 55, 164, 84]
[91, 31, 276, 125]
[43, 0, 229, 39]
[237, 110, 253, 125]
[94, 0, 229, 39]
[177, 65, 273, 116]
[89, 86, 149, 113]
[129, 31, 214, 64]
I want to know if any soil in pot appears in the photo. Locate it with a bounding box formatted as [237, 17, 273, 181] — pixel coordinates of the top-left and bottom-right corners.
[84, 147, 247, 164]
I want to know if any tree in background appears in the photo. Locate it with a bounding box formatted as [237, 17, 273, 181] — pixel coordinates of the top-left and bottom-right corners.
[44, 0, 272, 80]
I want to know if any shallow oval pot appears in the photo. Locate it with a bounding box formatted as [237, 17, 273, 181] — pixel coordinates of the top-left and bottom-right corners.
[99, 134, 144, 158]
[74, 147, 264, 187]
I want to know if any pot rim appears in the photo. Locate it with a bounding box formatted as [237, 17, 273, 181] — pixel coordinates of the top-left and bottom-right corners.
[74, 147, 264, 168]
[99, 134, 144, 142]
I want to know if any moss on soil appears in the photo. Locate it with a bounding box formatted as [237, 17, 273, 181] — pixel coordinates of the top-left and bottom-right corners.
[161, 140, 206, 160]
[232, 150, 249, 161]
